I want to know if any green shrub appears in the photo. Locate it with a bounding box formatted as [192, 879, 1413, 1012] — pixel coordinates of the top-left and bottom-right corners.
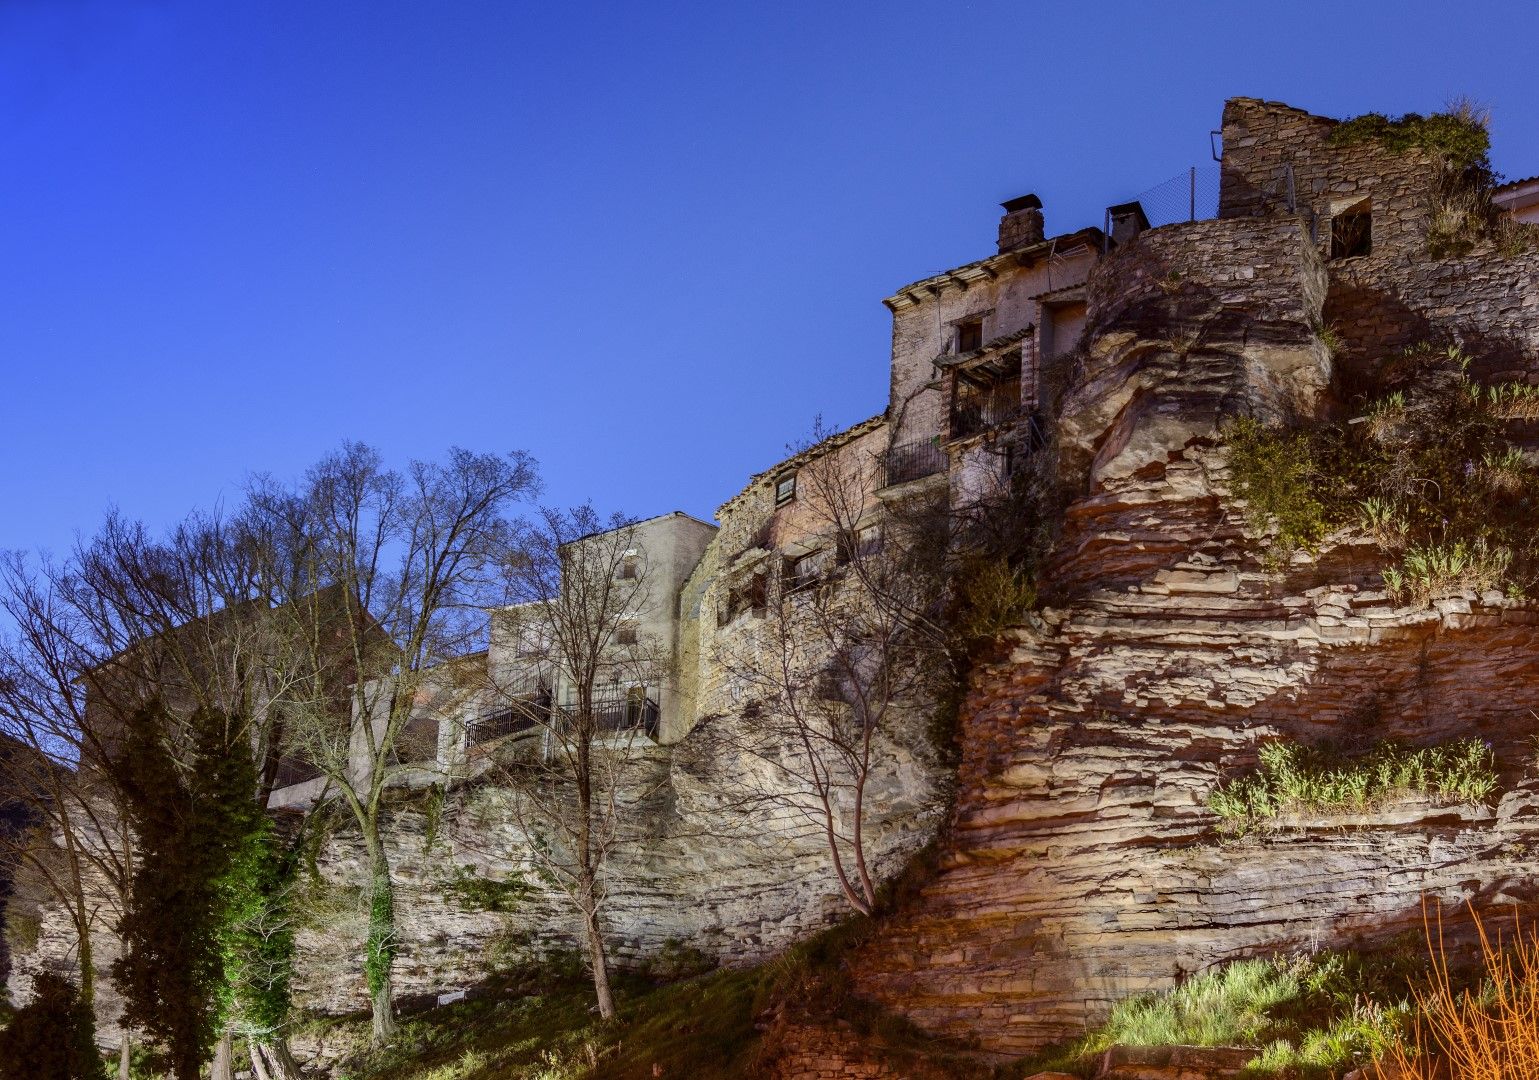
[1224, 417, 1332, 564]
[1328, 110, 1491, 170]
[1208, 737, 1497, 831]
[1226, 342, 1539, 598]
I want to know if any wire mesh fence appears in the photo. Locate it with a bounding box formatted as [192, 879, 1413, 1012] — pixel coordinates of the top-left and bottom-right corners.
[1118, 165, 1223, 228]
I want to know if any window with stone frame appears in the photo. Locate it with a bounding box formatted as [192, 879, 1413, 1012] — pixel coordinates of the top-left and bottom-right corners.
[1330, 200, 1372, 259]
[615, 619, 639, 646]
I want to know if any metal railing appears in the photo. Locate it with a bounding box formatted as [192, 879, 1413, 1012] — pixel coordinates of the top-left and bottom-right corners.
[467, 698, 547, 746]
[882, 440, 947, 487]
[950, 378, 1023, 439]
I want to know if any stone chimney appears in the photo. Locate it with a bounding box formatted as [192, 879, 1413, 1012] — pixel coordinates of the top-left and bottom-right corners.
[1107, 201, 1151, 247]
[998, 194, 1044, 253]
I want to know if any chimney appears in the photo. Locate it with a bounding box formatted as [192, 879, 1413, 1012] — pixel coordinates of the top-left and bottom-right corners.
[998, 193, 1044, 253]
[1107, 201, 1151, 248]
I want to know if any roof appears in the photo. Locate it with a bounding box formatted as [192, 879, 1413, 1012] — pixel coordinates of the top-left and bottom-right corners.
[882, 226, 1104, 310]
[562, 509, 718, 548]
[716, 415, 887, 517]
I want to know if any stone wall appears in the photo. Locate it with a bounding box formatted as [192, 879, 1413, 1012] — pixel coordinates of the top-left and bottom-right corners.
[1218, 97, 1438, 263]
[1064, 215, 1329, 493]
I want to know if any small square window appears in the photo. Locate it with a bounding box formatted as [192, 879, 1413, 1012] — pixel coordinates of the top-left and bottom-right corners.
[774, 472, 797, 506]
[618, 555, 639, 580]
[956, 318, 984, 353]
[1330, 204, 1371, 259]
[615, 620, 639, 646]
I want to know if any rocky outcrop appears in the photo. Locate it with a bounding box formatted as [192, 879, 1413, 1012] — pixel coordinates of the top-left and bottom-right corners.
[844, 166, 1539, 1055]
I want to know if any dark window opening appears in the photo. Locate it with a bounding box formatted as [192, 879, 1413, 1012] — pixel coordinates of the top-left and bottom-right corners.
[618, 555, 639, 580]
[616, 620, 639, 646]
[774, 471, 797, 506]
[720, 572, 768, 625]
[956, 317, 984, 353]
[1331, 205, 1372, 259]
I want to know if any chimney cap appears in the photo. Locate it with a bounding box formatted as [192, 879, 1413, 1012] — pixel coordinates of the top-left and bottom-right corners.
[1000, 193, 1043, 214]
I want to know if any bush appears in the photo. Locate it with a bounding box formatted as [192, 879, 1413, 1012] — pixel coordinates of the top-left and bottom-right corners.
[1226, 342, 1539, 599]
[1383, 906, 1539, 1077]
[1225, 417, 1332, 565]
[1208, 738, 1497, 832]
[1328, 110, 1491, 171]
[0, 972, 108, 1080]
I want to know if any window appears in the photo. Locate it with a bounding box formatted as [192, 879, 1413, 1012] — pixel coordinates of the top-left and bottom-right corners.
[1330, 201, 1372, 259]
[616, 620, 639, 646]
[775, 471, 797, 506]
[836, 526, 881, 565]
[618, 554, 640, 580]
[786, 548, 829, 590]
[956, 317, 984, 354]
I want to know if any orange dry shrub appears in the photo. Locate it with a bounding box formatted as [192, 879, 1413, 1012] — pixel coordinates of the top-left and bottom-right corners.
[1381, 904, 1539, 1080]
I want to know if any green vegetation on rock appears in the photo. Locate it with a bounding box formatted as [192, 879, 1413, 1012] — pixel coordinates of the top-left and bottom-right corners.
[1227, 343, 1539, 598]
[1208, 737, 1497, 831]
[1328, 108, 1491, 171]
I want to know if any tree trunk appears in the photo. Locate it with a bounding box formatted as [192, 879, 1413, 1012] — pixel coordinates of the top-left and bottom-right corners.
[260, 1040, 306, 1079]
[364, 837, 399, 1045]
[248, 1044, 273, 1080]
[210, 1031, 233, 1080]
[578, 904, 615, 1021]
[119, 1034, 132, 1080]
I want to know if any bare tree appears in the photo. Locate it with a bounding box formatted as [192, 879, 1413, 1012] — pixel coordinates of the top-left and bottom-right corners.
[706, 427, 953, 916]
[480, 505, 664, 1019]
[259, 442, 537, 1044]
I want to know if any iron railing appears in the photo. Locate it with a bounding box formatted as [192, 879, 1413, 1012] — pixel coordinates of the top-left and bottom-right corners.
[564, 695, 660, 740]
[950, 378, 1022, 439]
[467, 698, 547, 746]
[882, 440, 947, 487]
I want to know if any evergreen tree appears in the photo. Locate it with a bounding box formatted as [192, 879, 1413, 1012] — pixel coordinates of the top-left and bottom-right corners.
[110, 702, 271, 1080]
[0, 972, 108, 1080]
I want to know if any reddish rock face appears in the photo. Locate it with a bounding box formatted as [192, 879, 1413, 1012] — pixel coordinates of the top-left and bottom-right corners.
[843, 100, 1539, 1058]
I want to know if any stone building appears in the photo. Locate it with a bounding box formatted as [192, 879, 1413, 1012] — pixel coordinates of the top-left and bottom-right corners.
[14, 96, 1539, 1066]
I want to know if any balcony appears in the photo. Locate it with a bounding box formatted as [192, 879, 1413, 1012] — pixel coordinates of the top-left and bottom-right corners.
[559, 692, 661, 741]
[882, 440, 947, 488]
[468, 694, 549, 746]
[950, 377, 1022, 439]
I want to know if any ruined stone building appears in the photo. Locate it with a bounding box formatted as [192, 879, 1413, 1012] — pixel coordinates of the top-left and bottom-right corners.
[12, 96, 1539, 1065]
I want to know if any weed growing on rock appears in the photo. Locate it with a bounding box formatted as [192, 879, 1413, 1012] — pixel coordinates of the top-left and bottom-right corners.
[1207, 737, 1497, 831]
[1328, 109, 1491, 171]
[1226, 343, 1539, 598]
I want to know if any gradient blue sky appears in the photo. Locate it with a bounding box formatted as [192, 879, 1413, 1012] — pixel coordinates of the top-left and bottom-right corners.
[4, 0, 1537, 555]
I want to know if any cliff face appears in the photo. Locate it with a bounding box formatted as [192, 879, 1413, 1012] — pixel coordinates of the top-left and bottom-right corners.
[844, 105, 1539, 1056]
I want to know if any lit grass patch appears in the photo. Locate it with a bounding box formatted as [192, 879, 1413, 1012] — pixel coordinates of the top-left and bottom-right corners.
[1208, 738, 1497, 832]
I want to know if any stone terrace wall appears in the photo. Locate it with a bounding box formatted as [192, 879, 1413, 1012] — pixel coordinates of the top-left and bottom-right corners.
[1327, 248, 1539, 382]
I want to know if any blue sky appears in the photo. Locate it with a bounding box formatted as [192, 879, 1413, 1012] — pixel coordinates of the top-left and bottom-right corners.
[3, 0, 1537, 555]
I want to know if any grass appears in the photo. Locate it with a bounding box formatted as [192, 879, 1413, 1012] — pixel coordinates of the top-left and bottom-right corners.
[318, 917, 984, 1080]
[1207, 738, 1498, 832]
[322, 965, 770, 1080]
[1225, 342, 1539, 598]
[1327, 108, 1491, 170]
[1014, 945, 1423, 1080]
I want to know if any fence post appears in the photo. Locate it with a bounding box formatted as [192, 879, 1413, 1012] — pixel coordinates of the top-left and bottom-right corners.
[1189, 166, 1196, 222]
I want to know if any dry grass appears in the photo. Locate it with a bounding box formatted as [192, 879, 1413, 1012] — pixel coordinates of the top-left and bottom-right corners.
[1381, 906, 1539, 1080]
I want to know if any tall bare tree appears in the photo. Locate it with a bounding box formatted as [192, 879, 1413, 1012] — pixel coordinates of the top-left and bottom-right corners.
[259, 442, 537, 1044]
[481, 505, 664, 1019]
[707, 429, 953, 916]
